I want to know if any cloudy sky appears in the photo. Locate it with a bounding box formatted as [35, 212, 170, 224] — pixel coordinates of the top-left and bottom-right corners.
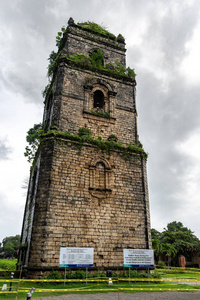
[1, 0, 200, 244]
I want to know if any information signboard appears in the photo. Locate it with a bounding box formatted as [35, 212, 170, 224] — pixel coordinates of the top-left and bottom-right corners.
[123, 249, 154, 268]
[59, 247, 94, 268]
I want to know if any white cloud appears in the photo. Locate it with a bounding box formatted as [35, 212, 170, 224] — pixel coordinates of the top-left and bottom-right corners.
[180, 21, 200, 85]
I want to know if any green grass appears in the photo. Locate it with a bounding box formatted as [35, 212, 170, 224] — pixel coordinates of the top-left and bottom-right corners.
[0, 260, 17, 271]
[1, 267, 200, 299]
[157, 268, 200, 279]
[0, 276, 200, 299]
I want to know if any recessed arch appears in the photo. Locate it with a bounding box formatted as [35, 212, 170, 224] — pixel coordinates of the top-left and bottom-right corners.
[93, 90, 104, 108]
[90, 157, 111, 169]
[83, 78, 117, 118]
[84, 77, 115, 93]
[89, 157, 112, 199]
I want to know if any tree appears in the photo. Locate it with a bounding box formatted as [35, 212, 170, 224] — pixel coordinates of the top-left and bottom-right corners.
[166, 221, 185, 232]
[24, 123, 43, 163]
[161, 243, 177, 267]
[151, 228, 161, 239]
[161, 221, 200, 259]
[152, 238, 163, 263]
[2, 235, 20, 258]
[151, 221, 200, 266]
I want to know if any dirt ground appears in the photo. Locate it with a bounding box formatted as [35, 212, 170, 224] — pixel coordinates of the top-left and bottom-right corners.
[33, 291, 200, 300]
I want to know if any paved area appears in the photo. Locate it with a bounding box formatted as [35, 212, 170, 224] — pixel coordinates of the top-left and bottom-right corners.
[33, 291, 200, 300]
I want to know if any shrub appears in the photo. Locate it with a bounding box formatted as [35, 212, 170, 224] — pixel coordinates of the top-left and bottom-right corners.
[0, 259, 17, 270]
[158, 261, 166, 268]
[78, 127, 91, 137]
[108, 134, 118, 142]
[91, 49, 104, 68]
[46, 270, 62, 279]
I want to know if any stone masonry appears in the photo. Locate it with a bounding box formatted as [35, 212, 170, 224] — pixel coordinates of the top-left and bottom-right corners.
[19, 18, 152, 277]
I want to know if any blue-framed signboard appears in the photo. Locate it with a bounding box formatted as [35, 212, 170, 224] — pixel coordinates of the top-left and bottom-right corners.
[123, 249, 154, 268]
[59, 247, 94, 268]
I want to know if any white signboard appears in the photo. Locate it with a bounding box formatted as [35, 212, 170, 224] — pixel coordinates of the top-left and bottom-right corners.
[59, 247, 94, 268]
[124, 249, 154, 268]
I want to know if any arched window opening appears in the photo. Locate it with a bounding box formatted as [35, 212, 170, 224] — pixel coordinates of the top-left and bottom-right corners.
[95, 162, 106, 189]
[93, 90, 104, 109]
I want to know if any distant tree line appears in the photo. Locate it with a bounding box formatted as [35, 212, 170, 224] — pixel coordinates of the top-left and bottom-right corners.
[151, 221, 200, 266]
[0, 235, 20, 258]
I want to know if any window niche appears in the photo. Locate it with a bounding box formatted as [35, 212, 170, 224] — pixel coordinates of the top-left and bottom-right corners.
[89, 158, 112, 200]
[93, 90, 104, 109]
[83, 81, 117, 119]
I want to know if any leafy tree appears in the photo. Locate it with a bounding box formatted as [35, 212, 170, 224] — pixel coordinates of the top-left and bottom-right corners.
[161, 243, 177, 266]
[161, 221, 200, 258]
[151, 228, 161, 239]
[0, 242, 2, 254]
[2, 235, 20, 258]
[151, 221, 200, 266]
[152, 238, 163, 263]
[166, 221, 188, 232]
[24, 123, 43, 163]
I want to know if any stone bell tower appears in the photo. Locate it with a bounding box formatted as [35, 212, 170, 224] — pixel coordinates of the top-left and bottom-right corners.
[19, 18, 152, 277]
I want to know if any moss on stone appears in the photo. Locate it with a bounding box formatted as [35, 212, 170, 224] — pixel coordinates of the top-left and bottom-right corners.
[66, 53, 136, 81]
[40, 130, 148, 159]
[90, 110, 111, 119]
[77, 21, 117, 40]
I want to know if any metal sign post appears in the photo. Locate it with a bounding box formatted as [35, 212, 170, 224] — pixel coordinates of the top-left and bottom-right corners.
[64, 267, 66, 286]
[86, 267, 88, 286]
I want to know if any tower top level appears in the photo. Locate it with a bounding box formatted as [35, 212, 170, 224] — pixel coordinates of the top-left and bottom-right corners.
[62, 18, 126, 67]
[44, 18, 138, 145]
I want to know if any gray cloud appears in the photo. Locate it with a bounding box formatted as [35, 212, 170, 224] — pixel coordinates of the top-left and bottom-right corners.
[136, 64, 200, 233]
[0, 192, 24, 242]
[0, 139, 12, 160]
[142, 1, 200, 68]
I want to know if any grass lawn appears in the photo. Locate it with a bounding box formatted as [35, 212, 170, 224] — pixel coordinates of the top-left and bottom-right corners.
[0, 276, 200, 300]
[157, 267, 200, 280]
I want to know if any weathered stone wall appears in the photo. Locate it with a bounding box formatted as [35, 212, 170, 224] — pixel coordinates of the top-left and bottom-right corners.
[65, 25, 126, 66]
[19, 157, 41, 266]
[50, 66, 137, 145]
[28, 138, 151, 270]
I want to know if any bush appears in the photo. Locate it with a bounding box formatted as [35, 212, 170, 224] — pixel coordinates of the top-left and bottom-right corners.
[0, 259, 17, 270]
[158, 261, 166, 268]
[40, 270, 62, 286]
[46, 270, 62, 279]
[129, 269, 140, 278]
[78, 127, 91, 137]
[151, 270, 161, 278]
[74, 270, 86, 279]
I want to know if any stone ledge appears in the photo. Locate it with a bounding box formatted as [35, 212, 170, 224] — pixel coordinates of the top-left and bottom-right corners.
[83, 111, 116, 123]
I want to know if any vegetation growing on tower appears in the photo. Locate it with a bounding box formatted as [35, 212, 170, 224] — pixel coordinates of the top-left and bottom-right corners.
[43, 19, 136, 98]
[77, 21, 117, 40]
[24, 126, 147, 164]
